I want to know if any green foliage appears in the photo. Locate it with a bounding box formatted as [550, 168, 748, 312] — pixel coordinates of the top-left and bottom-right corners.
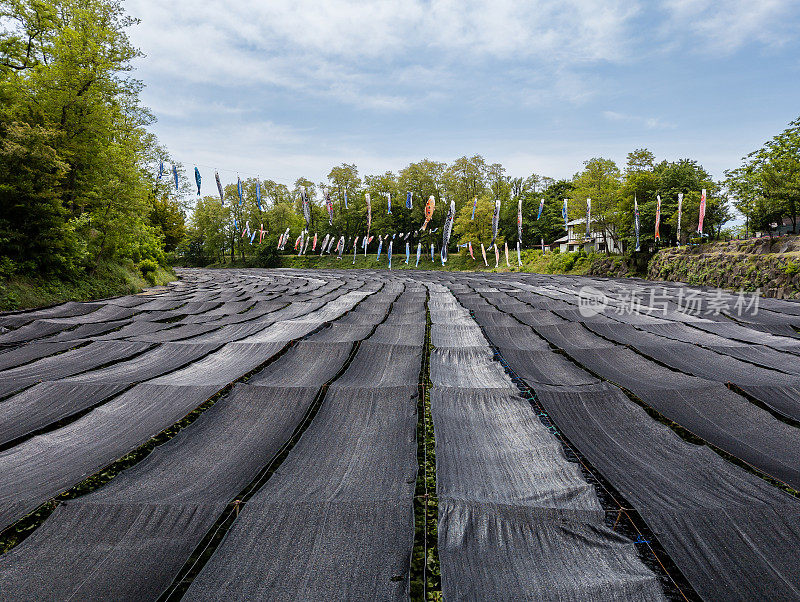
[0, 0, 174, 281]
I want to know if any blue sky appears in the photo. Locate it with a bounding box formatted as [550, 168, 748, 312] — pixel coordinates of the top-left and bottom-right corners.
[127, 0, 800, 190]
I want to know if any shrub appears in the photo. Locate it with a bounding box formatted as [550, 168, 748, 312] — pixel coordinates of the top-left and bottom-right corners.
[138, 259, 159, 285]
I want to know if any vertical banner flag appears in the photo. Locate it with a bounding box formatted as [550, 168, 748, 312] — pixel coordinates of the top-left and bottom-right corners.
[406, 191, 413, 209]
[301, 186, 311, 231]
[172, 165, 179, 190]
[215, 171, 224, 205]
[421, 195, 435, 230]
[237, 177, 243, 205]
[562, 199, 568, 230]
[406, 241, 410, 264]
[655, 194, 662, 241]
[585, 198, 591, 239]
[325, 191, 334, 226]
[441, 200, 455, 264]
[491, 199, 500, 247]
[634, 195, 641, 252]
[517, 199, 523, 242]
[194, 167, 202, 196]
[677, 193, 683, 246]
[256, 179, 262, 211]
[365, 193, 372, 235]
[416, 242, 422, 267]
[471, 196, 478, 220]
[157, 160, 164, 180]
[386, 192, 392, 214]
[698, 188, 707, 235]
[517, 241, 522, 266]
[536, 197, 544, 220]
[480, 243, 488, 266]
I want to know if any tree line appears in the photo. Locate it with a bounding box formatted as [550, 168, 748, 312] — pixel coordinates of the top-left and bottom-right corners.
[0, 0, 185, 279]
[184, 150, 729, 265]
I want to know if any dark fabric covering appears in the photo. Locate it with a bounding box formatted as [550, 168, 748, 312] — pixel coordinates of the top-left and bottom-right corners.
[42, 318, 132, 341]
[500, 348, 601, 386]
[536, 384, 800, 601]
[439, 501, 665, 602]
[331, 342, 422, 388]
[0, 382, 127, 446]
[305, 323, 375, 342]
[65, 342, 220, 384]
[0, 384, 218, 531]
[186, 385, 418, 599]
[185, 500, 413, 601]
[736, 384, 800, 422]
[0, 320, 80, 344]
[0, 341, 77, 371]
[247, 341, 354, 387]
[149, 342, 286, 386]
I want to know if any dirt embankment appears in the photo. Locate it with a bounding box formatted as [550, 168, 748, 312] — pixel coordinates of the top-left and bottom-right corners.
[645, 237, 800, 298]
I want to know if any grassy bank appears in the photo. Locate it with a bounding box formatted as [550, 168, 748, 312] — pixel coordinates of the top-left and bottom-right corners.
[647, 236, 800, 299]
[0, 261, 175, 312]
[230, 248, 603, 275]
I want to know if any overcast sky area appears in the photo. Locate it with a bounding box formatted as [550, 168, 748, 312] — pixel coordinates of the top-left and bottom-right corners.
[127, 0, 800, 189]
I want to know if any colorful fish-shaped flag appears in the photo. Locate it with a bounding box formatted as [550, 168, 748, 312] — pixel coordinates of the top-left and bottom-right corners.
[388, 240, 393, 269]
[172, 164, 179, 190]
[215, 171, 224, 205]
[491, 199, 500, 247]
[676, 193, 683, 246]
[471, 196, 477, 220]
[634, 195, 641, 252]
[256, 180, 262, 211]
[406, 191, 413, 210]
[494, 244, 500, 268]
[337, 236, 345, 259]
[300, 187, 311, 231]
[421, 195, 435, 231]
[536, 197, 544, 220]
[385, 192, 391, 214]
[504, 242, 510, 267]
[655, 194, 662, 241]
[325, 191, 334, 225]
[352, 236, 359, 264]
[237, 177, 243, 205]
[517, 241, 522, 266]
[480, 243, 488, 267]
[415, 242, 422, 267]
[312, 232, 318, 251]
[344, 189, 349, 209]
[405, 241, 410, 264]
[562, 199, 568, 231]
[376, 236, 384, 261]
[194, 167, 202, 196]
[157, 160, 164, 180]
[698, 189, 707, 235]
[469, 241, 474, 260]
[259, 223, 266, 244]
[320, 234, 330, 256]
[365, 193, 372, 235]
[585, 198, 591, 238]
[518, 199, 523, 242]
[441, 200, 455, 264]
[430, 243, 435, 262]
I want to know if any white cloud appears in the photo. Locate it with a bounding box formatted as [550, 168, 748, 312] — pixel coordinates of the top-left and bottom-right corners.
[660, 0, 798, 54]
[603, 110, 676, 130]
